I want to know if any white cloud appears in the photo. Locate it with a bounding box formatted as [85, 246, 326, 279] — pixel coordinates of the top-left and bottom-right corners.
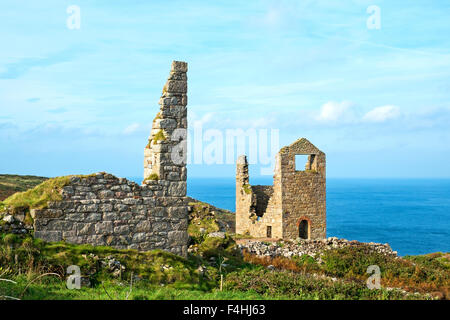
[123, 123, 140, 135]
[316, 101, 355, 122]
[362, 105, 401, 123]
[188, 111, 216, 127]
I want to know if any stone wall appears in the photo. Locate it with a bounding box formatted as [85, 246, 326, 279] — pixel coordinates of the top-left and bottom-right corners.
[236, 155, 283, 238]
[235, 155, 253, 235]
[238, 237, 398, 260]
[33, 173, 189, 257]
[235, 138, 326, 240]
[0, 214, 30, 235]
[280, 138, 326, 239]
[32, 61, 190, 257]
[144, 61, 187, 183]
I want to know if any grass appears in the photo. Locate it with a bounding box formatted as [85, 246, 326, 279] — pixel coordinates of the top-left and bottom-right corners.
[0, 174, 48, 202]
[224, 268, 427, 300]
[0, 233, 210, 290]
[144, 173, 159, 182]
[188, 201, 221, 244]
[321, 247, 449, 295]
[1, 232, 447, 300]
[0, 176, 71, 216]
[0, 174, 99, 219]
[187, 199, 235, 241]
[242, 246, 449, 299]
[233, 233, 254, 240]
[0, 174, 448, 300]
[0, 276, 292, 300]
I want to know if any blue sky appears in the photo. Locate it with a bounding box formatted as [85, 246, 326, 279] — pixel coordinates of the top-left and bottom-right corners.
[1, 0, 449, 179]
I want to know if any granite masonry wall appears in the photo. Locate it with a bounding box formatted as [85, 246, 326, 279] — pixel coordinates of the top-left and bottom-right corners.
[144, 61, 187, 182]
[33, 173, 188, 256]
[236, 138, 326, 240]
[280, 139, 326, 239]
[31, 61, 190, 257]
[236, 155, 283, 238]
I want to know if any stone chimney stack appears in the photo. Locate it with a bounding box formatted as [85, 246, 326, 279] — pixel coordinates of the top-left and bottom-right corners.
[144, 61, 188, 185]
[236, 155, 249, 187]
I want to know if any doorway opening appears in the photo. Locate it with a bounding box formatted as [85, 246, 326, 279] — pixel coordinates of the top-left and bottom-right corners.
[266, 226, 272, 238]
[299, 220, 309, 239]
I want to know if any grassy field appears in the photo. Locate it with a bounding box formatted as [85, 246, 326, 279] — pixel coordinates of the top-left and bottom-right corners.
[0, 174, 449, 300]
[0, 175, 48, 201]
[2, 233, 446, 300]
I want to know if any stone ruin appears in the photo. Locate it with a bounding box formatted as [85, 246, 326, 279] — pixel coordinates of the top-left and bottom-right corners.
[29, 61, 189, 257]
[144, 61, 187, 182]
[2, 60, 328, 256]
[236, 138, 326, 240]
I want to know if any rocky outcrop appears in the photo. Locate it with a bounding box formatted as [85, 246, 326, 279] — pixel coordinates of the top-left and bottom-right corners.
[0, 214, 31, 234]
[238, 237, 398, 261]
[187, 197, 235, 233]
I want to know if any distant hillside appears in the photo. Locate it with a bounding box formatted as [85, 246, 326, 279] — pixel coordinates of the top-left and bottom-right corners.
[0, 174, 48, 201]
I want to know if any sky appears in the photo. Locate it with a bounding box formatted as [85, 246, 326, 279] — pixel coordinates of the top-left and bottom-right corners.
[0, 0, 449, 179]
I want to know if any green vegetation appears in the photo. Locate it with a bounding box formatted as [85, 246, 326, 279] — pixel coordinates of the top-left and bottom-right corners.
[243, 246, 449, 299]
[188, 201, 221, 244]
[1, 233, 440, 300]
[0, 174, 97, 221]
[233, 233, 254, 240]
[0, 174, 48, 201]
[224, 269, 423, 300]
[0, 234, 212, 291]
[197, 235, 242, 265]
[0, 275, 292, 300]
[153, 130, 166, 145]
[1, 176, 71, 215]
[320, 247, 449, 294]
[187, 200, 235, 242]
[144, 173, 159, 182]
[0, 174, 448, 300]
[2, 175, 79, 215]
[1, 231, 448, 300]
[242, 184, 251, 195]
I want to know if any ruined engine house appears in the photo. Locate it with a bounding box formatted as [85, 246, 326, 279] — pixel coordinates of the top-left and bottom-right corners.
[236, 138, 326, 240]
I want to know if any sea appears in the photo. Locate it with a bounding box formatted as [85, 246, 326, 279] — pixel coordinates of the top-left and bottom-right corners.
[130, 177, 450, 256]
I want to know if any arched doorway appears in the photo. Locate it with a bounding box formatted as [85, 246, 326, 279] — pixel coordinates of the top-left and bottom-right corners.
[298, 220, 309, 239]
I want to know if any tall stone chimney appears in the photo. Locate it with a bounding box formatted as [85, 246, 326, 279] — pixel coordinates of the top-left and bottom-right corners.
[143, 61, 187, 186]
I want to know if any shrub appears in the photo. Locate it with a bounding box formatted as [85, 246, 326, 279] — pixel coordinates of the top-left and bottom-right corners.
[0, 234, 212, 290]
[321, 247, 450, 297]
[224, 268, 421, 300]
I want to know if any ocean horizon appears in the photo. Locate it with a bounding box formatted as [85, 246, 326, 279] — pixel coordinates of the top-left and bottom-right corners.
[129, 176, 450, 256]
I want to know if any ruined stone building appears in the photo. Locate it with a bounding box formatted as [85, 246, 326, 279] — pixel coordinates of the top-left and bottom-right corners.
[236, 138, 326, 240]
[31, 61, 190, 256]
